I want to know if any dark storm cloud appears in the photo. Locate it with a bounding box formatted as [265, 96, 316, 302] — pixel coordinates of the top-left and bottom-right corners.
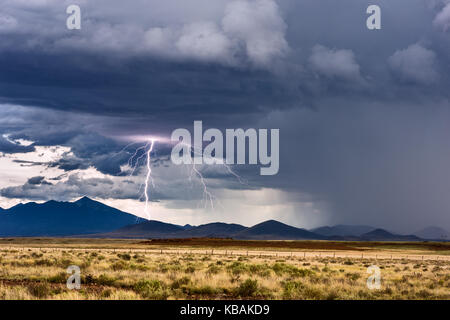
[1, 0, 449, 127]
[1, 0, 450, 230]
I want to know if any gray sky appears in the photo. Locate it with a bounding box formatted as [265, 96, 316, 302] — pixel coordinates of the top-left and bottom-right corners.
[1, 0, 450, 232]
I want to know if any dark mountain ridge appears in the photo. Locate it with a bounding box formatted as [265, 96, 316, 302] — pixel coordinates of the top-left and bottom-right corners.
[0, 198, 444, 241]
[0, 197, 139, 237]
[234, 220, 325, 240]
[359, 228, 421, 241]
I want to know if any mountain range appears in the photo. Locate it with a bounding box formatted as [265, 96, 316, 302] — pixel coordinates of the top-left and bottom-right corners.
[0, 197, 139, 237]
[0, 197, 447, 241]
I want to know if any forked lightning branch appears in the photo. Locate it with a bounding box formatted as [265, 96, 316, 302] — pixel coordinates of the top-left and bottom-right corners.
[129, 121, 279, 219]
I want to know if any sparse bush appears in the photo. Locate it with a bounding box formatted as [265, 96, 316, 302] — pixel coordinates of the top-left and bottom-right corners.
[185, 266, 196, 273]
[111, 260, 129, 271]
[235, 279, 259, 297]
[34, 259, 53, 267]
[118, 253, 131, 261]
[48, 272, 67, 284]
[101, 289, 113, 298]
[228, 262, 247, 275]
[96, 274, 117, 286]
[207, 265, 221, 275]
[133, 280, 168, 300]
[28, 283, 51, 299]
[186, 285, 217, 295]
[170, 277, 190, 290]
[345, 272, 361, 281]
[272, 263, 313, 278]
[416, 289, 432, 299]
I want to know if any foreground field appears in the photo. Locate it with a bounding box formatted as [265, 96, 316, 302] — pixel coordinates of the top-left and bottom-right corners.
[0, 239, 448, 300]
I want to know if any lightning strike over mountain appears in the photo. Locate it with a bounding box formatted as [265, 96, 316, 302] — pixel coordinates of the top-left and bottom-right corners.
[115, 138, 246, 217]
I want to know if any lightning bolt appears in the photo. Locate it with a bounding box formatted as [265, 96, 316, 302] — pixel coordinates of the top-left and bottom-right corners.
[113, 139, 156, 220]
[143, 139, 155, 219]
[190, 159, 217, 210]
[115, 137, 246, 217]
[186, 143, 246, 210]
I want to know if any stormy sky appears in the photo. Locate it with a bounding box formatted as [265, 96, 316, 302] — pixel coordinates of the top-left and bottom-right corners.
[1, 0, 450, 232]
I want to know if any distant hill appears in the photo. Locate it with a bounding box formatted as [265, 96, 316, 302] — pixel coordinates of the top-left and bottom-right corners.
[101, 220, 184, 238]
[233, 220, 325, 240]
[99, 222, 247, 239]
[182, 223, 246, 238]
[95, 220, 323, 240]
[0, 197, 140, 237]
[413, 227, 450, 240]
[311, 225, 375, 237]
[360, 228, 421, 241]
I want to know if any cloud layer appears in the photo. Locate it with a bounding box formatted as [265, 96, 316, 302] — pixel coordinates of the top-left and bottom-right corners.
[1, 0, 450, 231]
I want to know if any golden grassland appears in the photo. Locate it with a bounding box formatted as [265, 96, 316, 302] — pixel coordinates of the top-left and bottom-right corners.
[0, 238, 448, 300]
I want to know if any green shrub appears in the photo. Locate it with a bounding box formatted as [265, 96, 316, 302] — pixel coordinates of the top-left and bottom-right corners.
[345, 272, 361, 281]
[117, 253, 131, 261]
[170, 277, 191, 290]
[189, 285, 219, 295]
[111, 260, 129, 271]
[133, 280, 168, 300]
[228, 262, 247, 275]
[96, 274, 117, 286]
[235, 279, 259, 297]
[207, 265, 221, 275]
[272, 263, 313, 277]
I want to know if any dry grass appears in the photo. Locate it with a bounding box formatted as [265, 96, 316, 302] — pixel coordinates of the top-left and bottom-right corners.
[0, 241, 448, 300]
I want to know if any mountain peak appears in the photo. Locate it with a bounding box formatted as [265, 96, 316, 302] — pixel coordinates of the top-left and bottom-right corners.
[257, 220, 287, 226]
[364, 228, 394, 237]
[75, 196, 95, 204]
[235, 219, 323, 240]
[361, 228, 420, 241]
[0, 197, 138, 237]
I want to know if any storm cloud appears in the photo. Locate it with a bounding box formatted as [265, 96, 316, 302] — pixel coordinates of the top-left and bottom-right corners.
[1, 0, 450, 231]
